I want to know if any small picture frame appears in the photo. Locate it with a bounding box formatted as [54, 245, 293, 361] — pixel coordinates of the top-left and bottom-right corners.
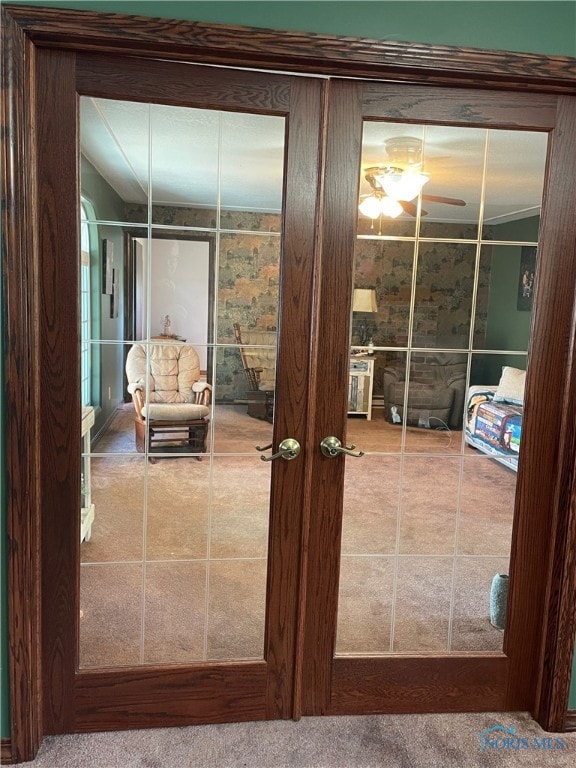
[517, 246, 537, 312]
[102, 239, 114, 295]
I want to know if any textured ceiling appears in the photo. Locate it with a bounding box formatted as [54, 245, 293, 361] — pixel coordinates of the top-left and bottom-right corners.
[81, 97, 548, 224]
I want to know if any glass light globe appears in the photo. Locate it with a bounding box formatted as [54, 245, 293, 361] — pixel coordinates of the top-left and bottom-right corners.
[379, 197, 403, 218]
[358, 195, 384, 219]
[376, 169, 429, 202]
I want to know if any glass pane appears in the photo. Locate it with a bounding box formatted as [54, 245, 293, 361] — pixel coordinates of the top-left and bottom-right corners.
[336, 120, 547, 657]
[482, 130, 547, 241]
[413, 243, 477, 349]
[151, 105, 219, 227]
[80, 98, 149, 225]
[150, 230, 215, 355]
[216, 232, 281, 344]
[475, 244, 535, 352]
[79, 100, 285, 668]
[220, 111, 284, 232]
[80, 563, 143, 668]
[212, 345, 274, 453]
[418, 125, 485, 241]
[352, 240, 414, 349]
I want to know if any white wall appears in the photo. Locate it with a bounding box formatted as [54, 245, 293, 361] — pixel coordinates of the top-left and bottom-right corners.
[149, 238, 210, 370]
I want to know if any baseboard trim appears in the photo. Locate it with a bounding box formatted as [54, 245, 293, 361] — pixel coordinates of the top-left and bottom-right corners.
[566, 711, 576, 732]
[1, 738, 14, 764]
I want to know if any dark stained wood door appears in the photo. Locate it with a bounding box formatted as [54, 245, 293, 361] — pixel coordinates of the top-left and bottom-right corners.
[36, 50, 324, 734]
[300, 79, 576, 717]
[12, 23, 576, 745]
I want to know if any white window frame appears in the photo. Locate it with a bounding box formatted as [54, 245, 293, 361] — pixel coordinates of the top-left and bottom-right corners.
[80, 201, 91, 406]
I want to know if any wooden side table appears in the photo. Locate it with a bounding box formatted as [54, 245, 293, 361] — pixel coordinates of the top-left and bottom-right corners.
[81, 406, 95, 542]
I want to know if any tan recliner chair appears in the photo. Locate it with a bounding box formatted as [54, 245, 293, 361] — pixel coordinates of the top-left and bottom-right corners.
[125, 342, 211, 460]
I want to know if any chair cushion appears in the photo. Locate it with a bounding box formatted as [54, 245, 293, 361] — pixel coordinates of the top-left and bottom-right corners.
[142, 403, 209, 421]
[126, 343, 202, 403]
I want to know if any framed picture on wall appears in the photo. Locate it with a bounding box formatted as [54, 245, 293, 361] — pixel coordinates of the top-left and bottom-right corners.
[517, 245, 537, 311]
[102, 239, 114, 295]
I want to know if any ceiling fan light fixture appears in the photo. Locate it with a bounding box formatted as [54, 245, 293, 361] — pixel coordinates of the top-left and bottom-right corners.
[375, 168, 429, 202]
[378, 196, 403, 218]
[358, 194, 403, 220]
[358, 195, 385, 219]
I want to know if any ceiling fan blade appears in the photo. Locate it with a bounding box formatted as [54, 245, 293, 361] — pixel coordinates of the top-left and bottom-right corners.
[400, 201, 428, 217]
[421, 194, 466, 206]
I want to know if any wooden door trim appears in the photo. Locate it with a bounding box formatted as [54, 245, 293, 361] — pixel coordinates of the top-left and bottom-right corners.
[527, 95, 576, 731]
[4, 4, 576, 93]
[329, 657, 509, 715]
[1, 11, 43, 764]
[74, 663, 268, 731]
[3, 5, 576, 761]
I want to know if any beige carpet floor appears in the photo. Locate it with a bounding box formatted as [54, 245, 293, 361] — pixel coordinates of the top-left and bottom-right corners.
[80, 404, 514, 668]
[9, 711, 576, 767]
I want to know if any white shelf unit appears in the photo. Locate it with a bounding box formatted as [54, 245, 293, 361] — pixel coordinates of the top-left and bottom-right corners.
[348, 357, 375, 420]
[81, 406, 95, 542]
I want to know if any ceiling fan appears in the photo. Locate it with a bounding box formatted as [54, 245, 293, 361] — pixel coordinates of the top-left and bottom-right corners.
[359, 136, 466, 219]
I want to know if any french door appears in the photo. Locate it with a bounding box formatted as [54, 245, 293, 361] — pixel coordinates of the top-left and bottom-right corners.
[300, 79, 576, 716]
[24, 47, 576, 736]
[38, 52, 324, 733]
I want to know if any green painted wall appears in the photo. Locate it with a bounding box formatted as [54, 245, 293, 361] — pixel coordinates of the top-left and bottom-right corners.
[2, 0, 576, 741]
[81, 156, 127, 437]
[5, 1, 576, 57]
[480, 217, 539, 383]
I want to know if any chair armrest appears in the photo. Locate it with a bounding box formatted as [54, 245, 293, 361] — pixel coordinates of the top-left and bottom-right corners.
[383, 366, 405, 383]
[192, 381, 212, 406]
[131, 388, 145, 419]
[447, 371, 466, 387]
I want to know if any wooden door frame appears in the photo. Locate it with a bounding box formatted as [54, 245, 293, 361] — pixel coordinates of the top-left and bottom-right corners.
[2, 4, 575, 762]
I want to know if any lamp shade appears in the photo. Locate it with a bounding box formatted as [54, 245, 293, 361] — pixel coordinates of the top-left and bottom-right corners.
[352, 288, 378, 313]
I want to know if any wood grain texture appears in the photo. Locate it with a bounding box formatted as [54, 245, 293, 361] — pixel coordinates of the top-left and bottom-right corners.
[0, 738, 14, 764]
[74, 664, 267, 731]
[34, 47, 80, 737]
[300, 79, 365, 716]
[361, 83, 558, 129]
[76, 53, 291, 111]
[1, 10, 43, 764]
[566, 711, 576, 732]
[264, 76, 324, 720]
[525, 96, 576, 731]
[4, 5, 576, 93]
[329, 657, 509, 714]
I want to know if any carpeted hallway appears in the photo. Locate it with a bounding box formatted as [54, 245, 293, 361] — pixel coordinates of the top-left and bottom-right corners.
[9, 711, 576, 767]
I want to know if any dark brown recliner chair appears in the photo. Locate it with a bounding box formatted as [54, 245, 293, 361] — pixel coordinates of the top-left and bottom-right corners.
[383, 352, 467, 429]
